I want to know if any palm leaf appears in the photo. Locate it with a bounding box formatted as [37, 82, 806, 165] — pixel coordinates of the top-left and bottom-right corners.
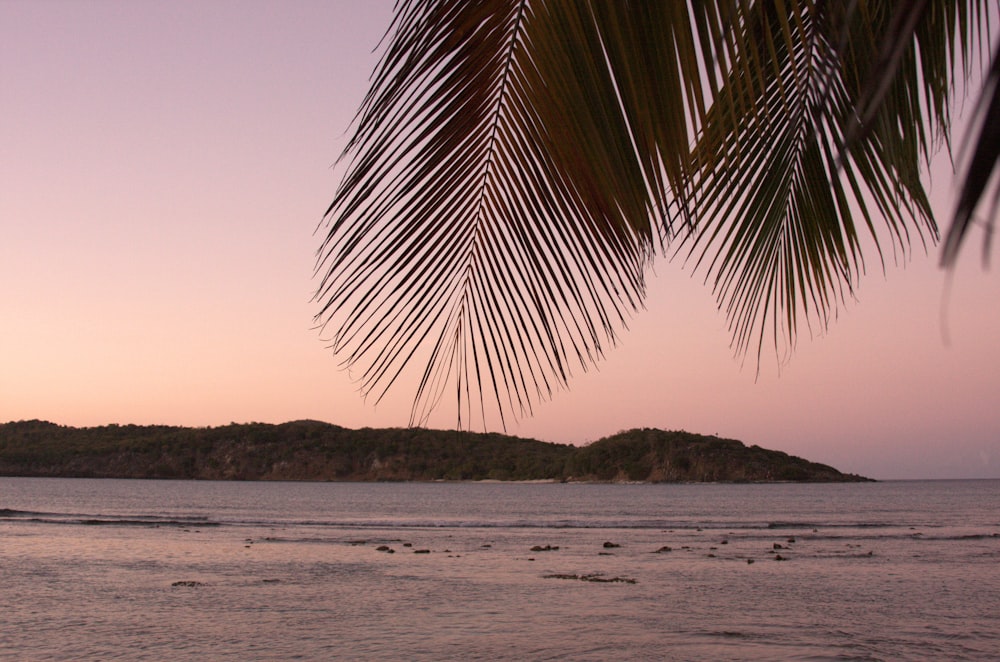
[679, 0, 986, 362]
[317, 0, 990, 428]
[942, 39, 1000, 265]
[316, 0, 658, 429]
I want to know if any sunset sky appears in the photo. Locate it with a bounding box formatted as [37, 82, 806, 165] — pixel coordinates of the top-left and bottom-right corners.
[3, 1, 999, 480]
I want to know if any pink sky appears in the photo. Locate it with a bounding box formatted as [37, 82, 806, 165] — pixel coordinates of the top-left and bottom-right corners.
[2, 1, 999, 479]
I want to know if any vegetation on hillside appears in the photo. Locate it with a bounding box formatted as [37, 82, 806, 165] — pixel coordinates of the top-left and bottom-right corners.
[0, 420, 867, 482]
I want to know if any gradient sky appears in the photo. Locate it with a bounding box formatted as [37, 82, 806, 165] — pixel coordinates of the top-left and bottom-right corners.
[3, 1, 999, 479]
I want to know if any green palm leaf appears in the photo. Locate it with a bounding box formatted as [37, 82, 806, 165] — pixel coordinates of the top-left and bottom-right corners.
[678, 1, 962, 360]
[316, 0, 657, 428]
[943, 39, 1000, 265]
[317, 0, 990, 429]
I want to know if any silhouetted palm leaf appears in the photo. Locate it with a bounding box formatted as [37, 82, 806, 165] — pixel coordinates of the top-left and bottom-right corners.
[316, 1, 657, 428]
[679, 1, 982, 359]
[317, 0, 990, 429]
[943, 39, 1000, 265]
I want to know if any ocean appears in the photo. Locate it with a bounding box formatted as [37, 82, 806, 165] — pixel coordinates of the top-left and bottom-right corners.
[1, 478, 998, 660]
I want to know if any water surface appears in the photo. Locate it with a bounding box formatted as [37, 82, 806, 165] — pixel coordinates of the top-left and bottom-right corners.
[2, 479, 998, 659]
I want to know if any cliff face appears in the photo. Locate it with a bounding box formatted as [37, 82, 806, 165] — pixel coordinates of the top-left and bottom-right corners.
[0, 420, 869, 482]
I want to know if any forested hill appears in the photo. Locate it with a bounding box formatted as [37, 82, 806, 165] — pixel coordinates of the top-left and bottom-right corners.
[0, 420, 869, 482]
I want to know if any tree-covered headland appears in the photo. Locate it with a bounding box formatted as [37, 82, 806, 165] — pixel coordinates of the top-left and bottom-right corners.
[0, 420, 867, 482]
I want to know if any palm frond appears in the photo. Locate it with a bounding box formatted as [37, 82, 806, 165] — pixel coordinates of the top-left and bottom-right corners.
[316, 0, 656, 429]
[317, 0, 992, 428]
[678, 1, 989, 362]
[943, 38, 1000, 265]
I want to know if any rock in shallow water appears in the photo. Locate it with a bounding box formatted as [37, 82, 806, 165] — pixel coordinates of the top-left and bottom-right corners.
[543, 573, 636, 585]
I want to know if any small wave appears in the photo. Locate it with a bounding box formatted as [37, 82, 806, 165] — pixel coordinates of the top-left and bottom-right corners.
[78, 518, 221, 527]
[8, 509, 975, 535]
[0, 508, 46, 518]
[1, 508, 220, 528]
[227, 518, 710, 530]
[199, 518, 948, 532]
[907, 533, 1000, 541]
[767, 521, 900, 530]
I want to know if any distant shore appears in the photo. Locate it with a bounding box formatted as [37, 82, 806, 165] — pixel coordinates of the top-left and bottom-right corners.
[0, 420, 871, 483]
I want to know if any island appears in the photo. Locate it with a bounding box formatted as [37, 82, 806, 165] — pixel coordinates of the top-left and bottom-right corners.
[0, 420, 870, 482]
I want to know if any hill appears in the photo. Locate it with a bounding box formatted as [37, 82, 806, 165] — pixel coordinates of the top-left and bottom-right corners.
[0, 420, 869, 482]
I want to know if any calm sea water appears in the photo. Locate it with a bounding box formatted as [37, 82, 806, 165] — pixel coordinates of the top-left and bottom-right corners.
[1, 478, 998, 660]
